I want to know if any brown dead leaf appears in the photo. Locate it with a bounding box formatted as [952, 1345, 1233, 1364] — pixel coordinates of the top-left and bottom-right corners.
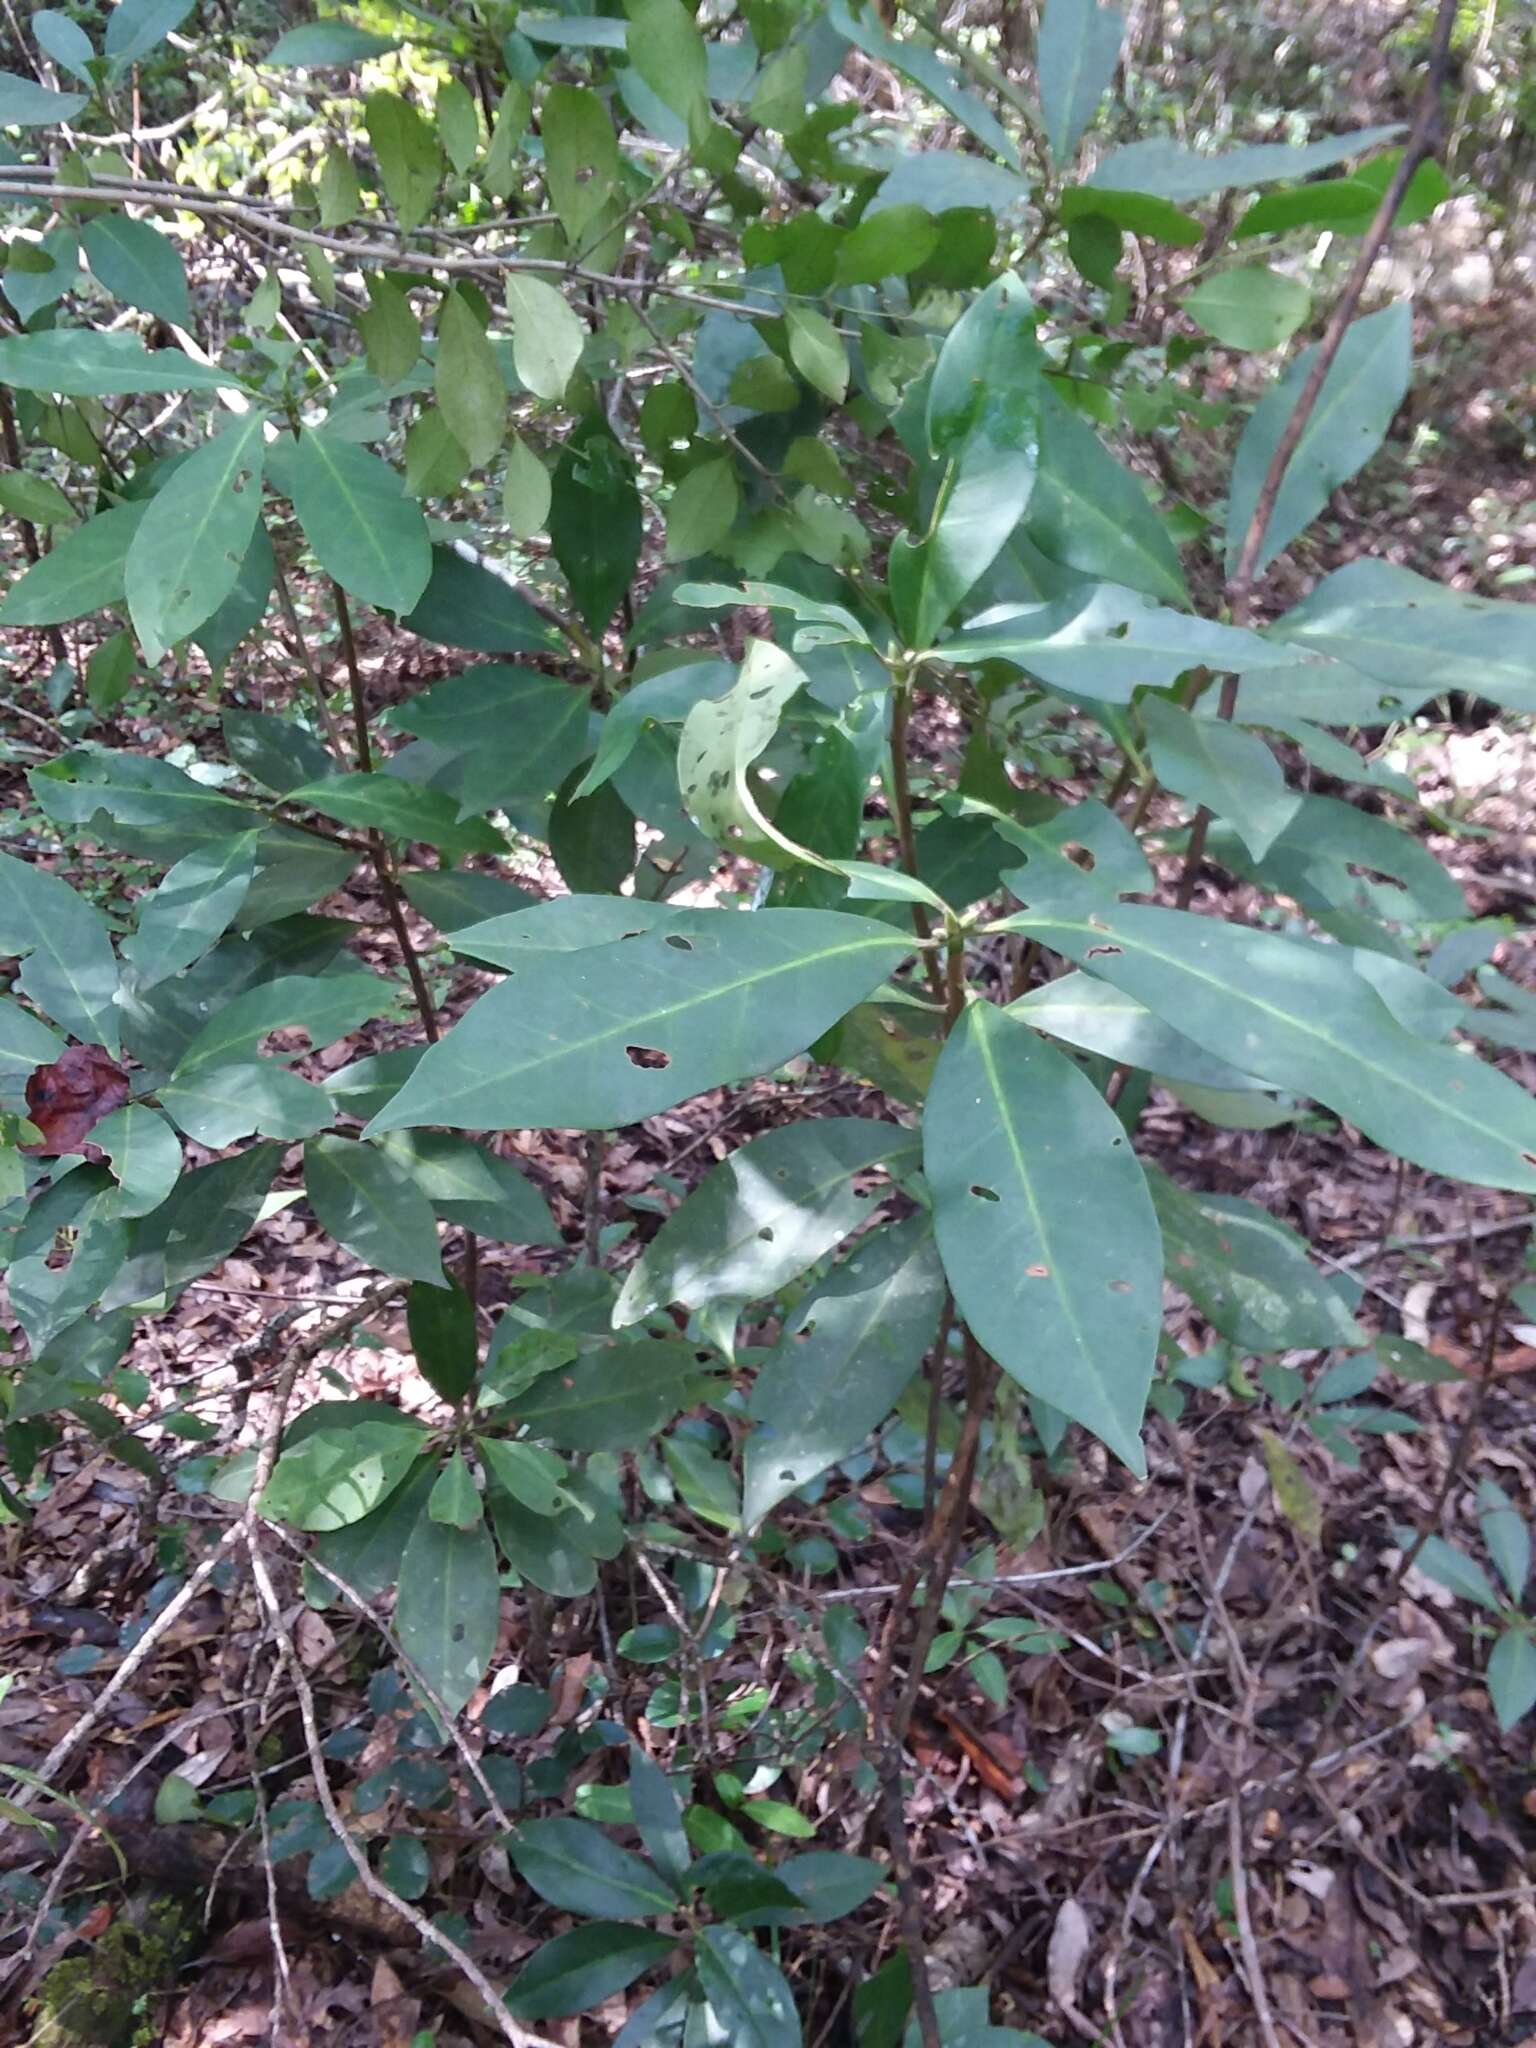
[23, 1045, 131, 1154]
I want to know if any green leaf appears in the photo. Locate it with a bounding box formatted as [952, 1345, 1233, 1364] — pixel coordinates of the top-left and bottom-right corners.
[508, 1924, 676, 2021]
[549, 426, 642, 634]
[81, 216, 191, 327]
[261, 1413, 429, 1531]
[285, 771, 507, 854]
[510, 1817, 676, 1919]
[1403, 1531, 1502, 1612]
[615, 1117, 916, 1332]
[194, 517, 274, 674]
[104, 0, 194, 67]
[159, 1059, 332, 1147]
[0, 502, 146, 627]
[477, 1436, 571, 1518]
[1038, 0, 1124, 162]
[744, 1214, 943, 1527]
[1477, 1479, 1529, 1604]
[0, 469, 76, 526]
[541, 83, 626, 256]
[0, 997, 66, 1081]
[1089, 126, 1402, 201]
[785, 306, 848, 404]
[379, 1134, 559, 1252]
[1267, 558, 1536, 716]
[510, 1338, 713, 1451]
[628, 1743, 690, 1889]
[318, 145, 362, 227]
[377, 1833, 430, 1899]
[153, 1772, 201, 1824]
[436, 290, 505, 468]
[1026, 386, 1188, 604]
[408, 1279, 478, 1404]
[1058, 184, 1202, 246]
[435, 76, 480, 169]
[33, 11, 96, 85]
[122, 833, 259, 990]
[399, 548, 559, 655]
[429, 1449, 482, 1527]
[664, 458, 740, 564]
[744, 1799, 815, 1839]
[223, 709, 334, 796]
[1146, 1167, 1363, 1351]
[314, 1456, 435, 1600]
[0, 850, 119, 1051]
[677, 639, 820, 866]
[485, 1486, 596, 1596]
[833, 205, 941, 284]
[1141, 700, 1299, 860]
[627, 0, 706, 120]
[1488, 1630, 1536, 1732]
[90, 1105, 180, 1220]
[0, 329, 230, 396]
[287, 429, 431, 614]
[268, 20, 400, 64]
[1226, 301, 1410, 575]
[366, 907, 912, 1135]
[1011, 973, 1262, 1090]
[383, 669, 587, 820]
[304, 1135, 445, 1286]
[358, 277, 421, 387]
[1002, 901, 1536, 1193]
[174, 972, 393, 1073]
[0, 72, 88, 124]
[365, 91, 442, 230]
[934, 583, 1281, 701]
[695, 1927, 801, 2048]
[396, 1511, 500, 1715]
[780, 1850, 883, 1923]
[828, 0, 1018, 166]
[1184, 265, 1311, 351]
[107, 1143, 279, 1307]
[503, 434, 552, 538]
[925, 1003, 1161, 1470]
[504, 273, 585, 404]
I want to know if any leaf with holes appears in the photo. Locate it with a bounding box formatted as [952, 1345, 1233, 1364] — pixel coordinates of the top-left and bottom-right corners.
[677, 639, 825, 867]
[396, 1511, 500, 1715]
[744, 1214, 944, 1528]
[924, 1003, 1162, 1471]
[366, 907, 913, 1134]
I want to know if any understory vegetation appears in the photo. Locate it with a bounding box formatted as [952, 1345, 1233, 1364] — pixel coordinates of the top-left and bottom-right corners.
[1, 0, 1535, 2042]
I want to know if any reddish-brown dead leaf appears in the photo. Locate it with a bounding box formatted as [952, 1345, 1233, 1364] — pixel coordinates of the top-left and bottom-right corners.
[23, 1044, 131, 1155]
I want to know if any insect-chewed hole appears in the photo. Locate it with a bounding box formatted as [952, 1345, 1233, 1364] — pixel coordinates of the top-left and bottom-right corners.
[624, 1044, 671, 1069]
[757, 1225, 775, 1242]
[1026, 1262, 1050, 1278]
[664, 934, 694, 951]
[1086, 942, 1123, 958]
[970, 1183, 1000, 1201]
[1061, 842, 1096, 871]
[1108, 1278, 1132, 1293]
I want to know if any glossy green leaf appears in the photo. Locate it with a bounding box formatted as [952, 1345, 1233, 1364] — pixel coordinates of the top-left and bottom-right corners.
[549, 426, 642, 634]
[267, 20, 400, 63]
[160, 1060, 332, 1147]
[1402, 1531, 1501, 1612]
[1002, 901, 1536, 1192]
[304, 1135, 445, 1286]
[379, 1131, 560, 1244]
[616, 1116, 916, 1331]
[744, 1214, 943, 1527]
[1477, 1479, 1529, 1603]
[122, 832, 259, 988]
[785, 306, 849, 403]
[1058, 184, 1202, 246]
[399, 548, 560, 654]
[485, 1486, 596, 1595]
[174, 972, 393, 1073]
[313, 1456, 436, 1601]
[834, 205, 940, 284]
[508, 1923, 676, 2022]
[0, 470, 76, 526]
[1038, 0, 1124, 161]
[628, 0, 706, 120]
[365, 91, 442, 230]
[925, 1002, 1161, 1470]
[541, 84, 625, 256]
[33, 11, 96, 84]
[408, 1279, 479, 1403]
[366, 907, 912, 1134]
[429, 1449, 482, 1527]
[780, 1851, 884, 1923]
[358, 276, 421, 387]
[1184, 265, 1311, 351]
[510, 1817, 676, 1919]
[436, 290, 504, 468]
[384, 666, 588, 817]
[32, 747, 262, 859]
[223, 710, 334, 796]
[1147, 1167, 1363, 1351]
[1267, 558, 1536, 716]
[396, 1511, 500, 1715]
[503, 433, 552, 538]
[287, 430, 431, 614]
[0, 502, 146, 627]
[193, 516, 274, 674]
[0, 850, 119, 1051]
[435, 77, 480, 169]
[107, 1143, 280, 1307]
[664, 458, 740, 563]
[629, 1743, 690, 1889]
[510, 1338, 712, 1451]
[1226, 301, 1410, 575]
[477, 1436, 571, 1518]
[1010, 973, 1266, 1091]
[0, 996, 65, 1080]
[0, 71, 88, 124]
[262, 1414, 429, 1531]
[81, 215, 191, 327]
[0, 330, 230, 395]
[1026, 385, 1188, 603]
[1142, 699, 1299, 859]
[400, 871, 536, 934]
[695, 1927, 801, 2048]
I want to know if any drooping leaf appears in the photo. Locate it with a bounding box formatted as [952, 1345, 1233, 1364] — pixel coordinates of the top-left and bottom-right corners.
[399, 547, 561, 654]
[32, 11, 95, 84]
[364, 90, 442, 230]
[193, 516, 274, 674]
[1038, 0, 1124, 162]
[924, 1002, 1162, 1470]
[407, 1278, 479, 1404]
[509, 1817, 676, 1920]
[0, 851, 120, 1051]
[504, 272, 587, 403]
[628, 1743, 691, 1889]
[508, 1924, 676, 2022]
[396, 1511, 501, 1715]
[365, 908, 913, 1134]
[1001, 900, 1536, 1193]
[286, 430, 431, 615]
[436, 290, 505, 468]
[615, 1116, 917, 1331]
[81, 215, 192, 327]
[357, 276, 422, 386]
[304, 1134, 445, 1286]
[744, 1214, 944, 1528]
[1226, 301, 1411, 576]
[1141, 699, 1299, 859]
